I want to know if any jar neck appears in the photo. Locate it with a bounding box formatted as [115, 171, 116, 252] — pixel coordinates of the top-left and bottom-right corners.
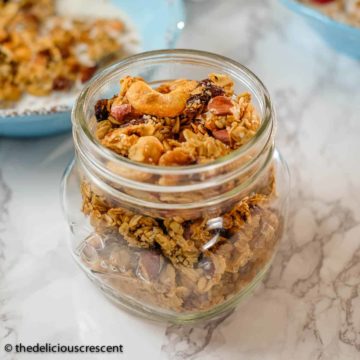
[72, 50, 276, 210]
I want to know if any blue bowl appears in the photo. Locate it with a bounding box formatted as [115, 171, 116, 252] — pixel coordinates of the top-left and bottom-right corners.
[281, 0, 360, 59]
[0, 0, 185, 138]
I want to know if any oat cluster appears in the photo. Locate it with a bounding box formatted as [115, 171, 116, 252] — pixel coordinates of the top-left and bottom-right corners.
[0, 0, 126, 104]
[80, 73, 282, 313]
[94, 74, 260, 166]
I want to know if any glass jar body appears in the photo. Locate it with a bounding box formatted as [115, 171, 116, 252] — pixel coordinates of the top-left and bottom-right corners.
[62, 150, 288, 323]
[61, 50, 290, 323]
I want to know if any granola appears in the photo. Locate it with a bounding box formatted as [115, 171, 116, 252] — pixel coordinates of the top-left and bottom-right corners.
[79, 73, 283, 313]
[0, 0, 129, 104]
[300, 0, 360, 27]
[94, 74, 260, 165]
[81, 187, 281, 312]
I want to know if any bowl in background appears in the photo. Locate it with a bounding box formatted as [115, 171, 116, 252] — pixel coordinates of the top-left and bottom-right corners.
[281, 0, 360, 59]
[0, 0, 185, 138]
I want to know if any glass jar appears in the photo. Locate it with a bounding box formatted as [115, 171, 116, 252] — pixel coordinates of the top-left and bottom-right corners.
[61, 49, 290, 323]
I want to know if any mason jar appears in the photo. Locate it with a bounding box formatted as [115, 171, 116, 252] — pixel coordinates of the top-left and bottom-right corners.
[61, 49, 290, 323]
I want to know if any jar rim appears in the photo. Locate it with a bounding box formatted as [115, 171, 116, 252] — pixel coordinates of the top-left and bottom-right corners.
[72, 49, 274, 177]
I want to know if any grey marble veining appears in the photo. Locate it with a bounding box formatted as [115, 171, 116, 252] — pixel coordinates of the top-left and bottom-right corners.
[162, 311, 234, 360]
[161, 0, 360, 359]
[1, 0, 360, 359]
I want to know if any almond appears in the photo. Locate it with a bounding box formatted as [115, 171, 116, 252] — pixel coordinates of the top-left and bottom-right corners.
[110, 104, 132, 123]
[212, 129, 230, 144]
[207, 96, 234, 115]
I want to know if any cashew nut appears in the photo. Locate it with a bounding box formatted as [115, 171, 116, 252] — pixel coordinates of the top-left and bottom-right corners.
[156, 79, 195, 94]
[126, 79, 198, 118]
[118, 76, 143, 98]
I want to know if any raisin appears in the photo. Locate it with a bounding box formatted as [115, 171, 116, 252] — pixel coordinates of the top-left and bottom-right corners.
[184, 79, 225, 119]
[194, 92, 212, 104]
[219, 228, 232, 238]
[199, 79, 225, 97]
[183, 221, 192, 240]
[157, 219, 168, 235]
[52, 76, 74, 91]
[184, 93, 211, 118]
[94, 99, 109, 122]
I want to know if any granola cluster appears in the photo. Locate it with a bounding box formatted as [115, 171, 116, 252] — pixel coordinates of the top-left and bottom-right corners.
[94, 74, 260, 166]
[0, 0, 127, 104]
[79, 73, 282, 313]
[300, 0, 360, 27]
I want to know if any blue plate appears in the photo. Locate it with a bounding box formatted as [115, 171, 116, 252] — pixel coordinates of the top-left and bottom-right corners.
[281, 0, 360, 59]
[0, 0, 185, 138]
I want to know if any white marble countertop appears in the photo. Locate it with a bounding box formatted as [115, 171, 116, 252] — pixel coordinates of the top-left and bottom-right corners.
[1, 0, 360, 359]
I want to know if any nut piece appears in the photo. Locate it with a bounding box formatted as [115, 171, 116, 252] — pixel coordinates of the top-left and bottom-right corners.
[126, 80, 198, 117]
[128, 136, 164, 164]
[212, 129, 230, 144]
[207, 96, 234, 115]
[110, 104, 132, 123]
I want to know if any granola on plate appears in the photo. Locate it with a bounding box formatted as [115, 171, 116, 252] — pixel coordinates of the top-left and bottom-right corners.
[0, 0, 130, 105]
